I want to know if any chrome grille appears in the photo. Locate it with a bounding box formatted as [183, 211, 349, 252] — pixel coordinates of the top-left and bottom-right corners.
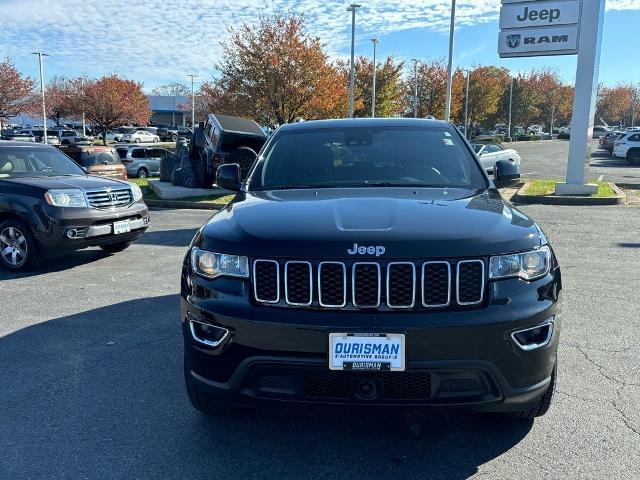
[85, 189, 132, 209]
[252, 259, 486, 311]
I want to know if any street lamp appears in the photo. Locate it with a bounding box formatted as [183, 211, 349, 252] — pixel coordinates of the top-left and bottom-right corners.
[32, 51, 49, 143]
[444, 0, 456, 122]
[411, 59, 419, 118]
[347, 4, 361, 118]
[370, 38, 379, 117]
[508, 76, 514, 140]
[463, 69, 470, 138]
[188, 74, 198, 127]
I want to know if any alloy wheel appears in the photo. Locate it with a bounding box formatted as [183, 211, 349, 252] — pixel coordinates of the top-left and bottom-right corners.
[0, 226, 28, 267]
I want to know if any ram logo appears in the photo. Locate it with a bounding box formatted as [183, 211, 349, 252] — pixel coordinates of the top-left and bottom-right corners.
[506, 34, 521, 49]
[347, 243, 386, 257]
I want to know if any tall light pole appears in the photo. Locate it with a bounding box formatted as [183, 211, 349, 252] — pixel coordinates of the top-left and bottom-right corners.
[370, 38, 379, 118]
[411, 59, 419, 118]
[32, 52, 49, 143]
[508, 76, 514, 140]
[188, 74, 198, 127]
[80, 75, 86, 137]
[464, 69, 470, 138]
[444, 0, 456, 122]
[347, 4, 361, 118]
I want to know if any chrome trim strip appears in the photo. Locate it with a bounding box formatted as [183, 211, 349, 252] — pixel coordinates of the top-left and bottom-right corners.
[386, 262, 416, 308]
[318, 262, 347, 308]
[421, 261, 451, 308]
[253, 259, 280, 303]
[352, 262, 381, 308]
[456, 259, 485, 306]
[188, 317, 229, 348]
[511, 321, 554, 351]
[284, 261, 313, 306]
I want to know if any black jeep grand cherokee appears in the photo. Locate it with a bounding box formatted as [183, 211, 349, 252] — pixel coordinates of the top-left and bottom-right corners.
[181, 119, 562, 418]
[0, 141, 149, 271]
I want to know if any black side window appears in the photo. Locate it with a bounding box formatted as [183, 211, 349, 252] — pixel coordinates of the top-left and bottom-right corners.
[132, 149, 145, 159]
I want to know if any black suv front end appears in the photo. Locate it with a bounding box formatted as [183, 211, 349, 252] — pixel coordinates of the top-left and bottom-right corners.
[181, 119, 562, 418]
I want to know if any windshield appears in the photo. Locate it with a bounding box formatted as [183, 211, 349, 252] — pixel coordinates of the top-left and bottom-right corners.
[249, 125, 487, 190]
[471, 144, 483, 153]
[0, 146, 85, 178]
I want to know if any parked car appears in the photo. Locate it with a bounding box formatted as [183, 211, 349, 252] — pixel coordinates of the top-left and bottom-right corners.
[592, 125, 610, 138]
[96, 130, 124, 143]
[0, 141, 149, 270]
[598, 131, 624, 152]
[121, 130, 160, 143]
[182, 118, 560, 418]
[191, 113, 267, 185]
[115, 145, 172, 178]
[472, 143, 521, 173]
[136, 126, 159, 136]
[49, 129, 92, 145]
[557, 126, 571, 135]
[527, 125, 543, 135]
[18, 129, 60, 146]
[57, 144, 128, 180]
[1, 133, 36, 142]
[177, 126, 193, 138]
[613, 131, 640, 165]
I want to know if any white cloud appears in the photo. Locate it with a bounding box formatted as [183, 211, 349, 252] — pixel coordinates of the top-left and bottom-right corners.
[0, 0, 637, 89]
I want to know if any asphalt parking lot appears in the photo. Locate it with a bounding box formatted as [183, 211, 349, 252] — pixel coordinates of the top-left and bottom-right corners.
[515, 138, 640, 185]
[1, 205, 639, 479]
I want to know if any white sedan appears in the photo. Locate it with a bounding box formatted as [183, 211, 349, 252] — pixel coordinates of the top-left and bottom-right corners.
[121, 130, 160, 143]
[472, 143, 521, 173]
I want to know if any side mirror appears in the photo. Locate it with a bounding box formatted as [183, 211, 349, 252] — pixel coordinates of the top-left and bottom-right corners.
[494, 160, 520, 188]
[216, 163, 241, 191]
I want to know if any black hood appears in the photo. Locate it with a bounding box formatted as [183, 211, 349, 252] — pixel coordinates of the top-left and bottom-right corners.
[197, 188, 543, 259]
[3, 175, 130, 191]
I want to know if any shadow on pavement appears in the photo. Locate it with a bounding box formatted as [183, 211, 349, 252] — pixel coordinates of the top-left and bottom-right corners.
[137, 227, 199, 247]
[0, 295, 532, 479]
[0, 249, 108, 281]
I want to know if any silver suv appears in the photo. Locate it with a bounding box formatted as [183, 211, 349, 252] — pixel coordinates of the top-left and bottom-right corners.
[115, 145, 172, 178]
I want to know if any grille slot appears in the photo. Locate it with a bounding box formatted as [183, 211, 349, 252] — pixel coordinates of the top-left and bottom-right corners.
[253, 260, 279, 303]
[284, 261, 312, 306]
[386, 262, 416, 308]
[251, 259, 485, 310]
[85, 189, 132, 209]
[422, 261, 451, 307]
[456, 260, 485, 305]
[352, 263, 381, 308]
[318, 262, 347, 307]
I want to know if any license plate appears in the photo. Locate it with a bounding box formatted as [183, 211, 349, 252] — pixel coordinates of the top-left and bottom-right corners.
[329, 333, 405, 371]
[113, 220, 130, 235]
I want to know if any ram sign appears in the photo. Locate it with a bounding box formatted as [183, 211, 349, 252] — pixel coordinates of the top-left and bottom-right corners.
[498, 0, 582, 58]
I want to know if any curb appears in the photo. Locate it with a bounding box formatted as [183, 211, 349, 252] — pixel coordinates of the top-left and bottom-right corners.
[513, 182, 626, 206]
[145, 199, 224, 210]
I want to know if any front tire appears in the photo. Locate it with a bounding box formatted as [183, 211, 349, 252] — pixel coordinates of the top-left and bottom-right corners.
[137, 168, 148, 178]
[135, 138, 141, 143]
[509, 363, 556, 419]
[100, 241, 132, 253]
[0, 219, 40, 271]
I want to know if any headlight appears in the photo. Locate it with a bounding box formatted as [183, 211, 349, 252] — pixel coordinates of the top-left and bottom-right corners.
[44, 189, 88, 208]
[191, 248, 249, 279]
[130, 183, 143, 202]
[489, 246, 551, 281]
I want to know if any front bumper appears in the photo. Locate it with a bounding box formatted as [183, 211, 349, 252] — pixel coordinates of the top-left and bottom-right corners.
[32, 201, 150, 254]
[181, 266, 562, 411]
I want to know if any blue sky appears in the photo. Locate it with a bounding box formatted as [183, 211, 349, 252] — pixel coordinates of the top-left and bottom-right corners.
[1, 0, 638, 92]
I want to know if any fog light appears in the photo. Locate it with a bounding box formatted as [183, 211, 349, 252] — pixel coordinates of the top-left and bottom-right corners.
[511, 321, 554, 351]
[66, 229, 78, 239]
[188, 314, 229, 347]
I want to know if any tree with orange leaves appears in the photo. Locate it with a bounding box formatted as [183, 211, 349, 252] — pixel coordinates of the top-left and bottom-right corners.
[218, 12, 347, 126]
[75, 75, 151, 145]
[0, 57, 35, 131]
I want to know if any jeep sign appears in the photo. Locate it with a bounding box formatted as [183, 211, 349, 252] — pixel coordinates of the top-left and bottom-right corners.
[498, 0, 582, 58]
[499, 1, 581, 29]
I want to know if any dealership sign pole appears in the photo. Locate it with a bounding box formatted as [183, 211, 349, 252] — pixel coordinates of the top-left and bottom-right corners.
[499, 0, 605, 195]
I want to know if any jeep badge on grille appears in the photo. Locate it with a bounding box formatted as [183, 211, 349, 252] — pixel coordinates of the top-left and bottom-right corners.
[347, 243, 386, 256]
